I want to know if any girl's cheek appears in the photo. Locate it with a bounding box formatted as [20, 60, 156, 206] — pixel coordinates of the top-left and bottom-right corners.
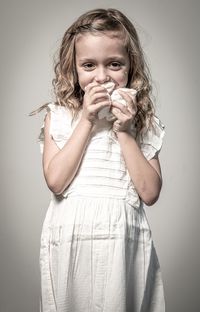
[114, 71, 129, 87]
[77, 72, 94, 90]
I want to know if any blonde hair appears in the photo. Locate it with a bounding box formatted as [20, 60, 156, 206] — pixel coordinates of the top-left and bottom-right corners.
[31, 8, 155, 134]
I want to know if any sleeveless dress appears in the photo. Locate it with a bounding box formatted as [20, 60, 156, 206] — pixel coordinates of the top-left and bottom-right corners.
[39, 103, 165, 312]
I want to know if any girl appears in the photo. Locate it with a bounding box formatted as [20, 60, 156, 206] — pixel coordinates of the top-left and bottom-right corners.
[38, 8, 165, 312]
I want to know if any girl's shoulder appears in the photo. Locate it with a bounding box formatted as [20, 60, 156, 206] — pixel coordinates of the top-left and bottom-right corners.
[38, 102, 75, 152]
[46, 102, 72, 118]
[138, 115, 165, 160]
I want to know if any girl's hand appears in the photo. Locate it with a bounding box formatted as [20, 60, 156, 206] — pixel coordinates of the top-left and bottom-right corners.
[82, 82, 111, 124]
[111, 90, 137, 133]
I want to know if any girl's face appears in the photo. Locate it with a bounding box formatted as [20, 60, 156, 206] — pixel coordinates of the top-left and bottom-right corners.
[75, 31, 130, 90]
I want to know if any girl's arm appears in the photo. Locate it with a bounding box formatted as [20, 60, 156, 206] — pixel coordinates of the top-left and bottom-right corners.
[111, 90, 162, 206]
[116, 131, 162, 206]
[43, 114, 93, 195]
[43, 82, 110, 195]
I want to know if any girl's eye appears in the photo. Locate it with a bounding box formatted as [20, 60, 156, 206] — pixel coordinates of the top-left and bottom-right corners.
[109, 62, 122, 70]
[82, 63, 95, 70]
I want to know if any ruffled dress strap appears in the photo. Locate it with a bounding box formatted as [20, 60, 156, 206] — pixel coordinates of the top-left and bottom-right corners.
[38, 103, 74, 153]
[139, 116, 165, 160]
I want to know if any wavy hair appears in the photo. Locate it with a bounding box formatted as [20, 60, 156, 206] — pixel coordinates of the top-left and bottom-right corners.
[31, 8, 155, 134]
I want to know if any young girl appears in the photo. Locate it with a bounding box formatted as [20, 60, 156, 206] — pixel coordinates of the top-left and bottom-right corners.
[38, 8, 165, 312]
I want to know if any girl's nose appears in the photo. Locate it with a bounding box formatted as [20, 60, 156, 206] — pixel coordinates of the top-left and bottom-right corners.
[95, 67, 109, 83]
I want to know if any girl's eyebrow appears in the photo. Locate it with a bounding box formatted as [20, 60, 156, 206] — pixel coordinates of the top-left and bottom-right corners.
[78, 58, 95, 63]
[106, 56, 126, 61]
[78, 56, 126, 63]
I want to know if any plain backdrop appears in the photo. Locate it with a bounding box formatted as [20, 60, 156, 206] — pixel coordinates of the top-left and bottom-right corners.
[0, 0, 200, 311]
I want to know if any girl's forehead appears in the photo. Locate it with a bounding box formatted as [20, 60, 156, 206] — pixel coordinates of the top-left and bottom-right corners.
[75, 30, 125, 43]
[75, 31, 129, 61]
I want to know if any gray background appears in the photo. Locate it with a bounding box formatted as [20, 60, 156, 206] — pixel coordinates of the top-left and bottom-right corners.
[0, 0, 199, 311]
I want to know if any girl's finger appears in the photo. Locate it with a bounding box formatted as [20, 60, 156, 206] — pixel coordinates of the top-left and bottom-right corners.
[91, 92, 110, 104]
[85, 83, 107, 95]
[111, 107, 122, 118]
[117, 89, 136, 103]
[117, 90, 137, 113]
[93, 100, 111, 112]
[84, 82, 99, 92]
[112, 101, 130, 115]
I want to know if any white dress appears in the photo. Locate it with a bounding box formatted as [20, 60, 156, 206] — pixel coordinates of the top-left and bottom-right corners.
[39, 103, 165, 312]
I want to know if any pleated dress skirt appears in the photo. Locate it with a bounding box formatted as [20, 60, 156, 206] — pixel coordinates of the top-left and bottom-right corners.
[40, 195, 165, 312]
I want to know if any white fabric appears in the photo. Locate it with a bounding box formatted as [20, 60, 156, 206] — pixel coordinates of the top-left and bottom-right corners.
[98, 87, 137, 120]
[39, 103, 165, 312]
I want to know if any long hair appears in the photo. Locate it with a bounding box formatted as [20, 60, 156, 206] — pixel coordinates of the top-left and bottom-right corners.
[31, 8, 155, 134]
